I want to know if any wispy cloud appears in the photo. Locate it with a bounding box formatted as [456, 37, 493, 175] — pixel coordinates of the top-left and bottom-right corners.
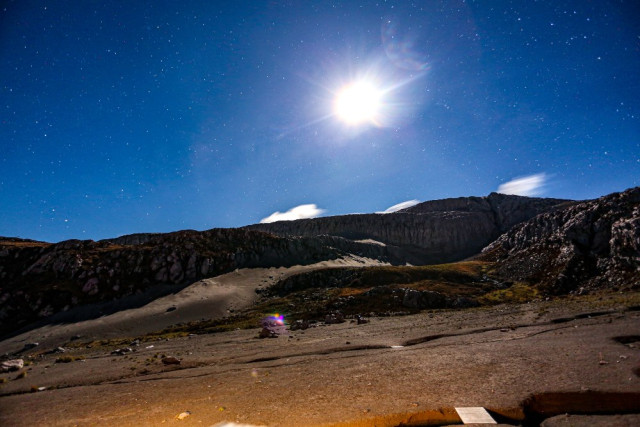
[377, 199, 421, 214]
[497, 173, 546, 196]
[260, 204, 326, 223]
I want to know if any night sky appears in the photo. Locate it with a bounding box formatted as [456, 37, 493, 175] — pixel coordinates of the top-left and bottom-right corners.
[1, 1, 639, 242]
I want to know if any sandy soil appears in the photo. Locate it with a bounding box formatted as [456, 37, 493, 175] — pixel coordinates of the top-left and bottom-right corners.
[1, 289, 639, 426]
[0, 255, 387, 353]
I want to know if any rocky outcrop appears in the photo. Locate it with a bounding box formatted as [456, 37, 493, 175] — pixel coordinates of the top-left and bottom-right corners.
[480, 187, 640, 294]
[0, 229, 389, 337]
[246, 193, 569, 263]
[402, 289, 448, 309]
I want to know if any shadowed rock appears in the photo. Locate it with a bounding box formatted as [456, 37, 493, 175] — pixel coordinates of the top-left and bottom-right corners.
[246, 192, 570, 264]
[481, 186, 640, 294]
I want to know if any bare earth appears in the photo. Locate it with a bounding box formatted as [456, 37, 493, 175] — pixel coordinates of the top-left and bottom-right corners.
[1, 262, 639, 426]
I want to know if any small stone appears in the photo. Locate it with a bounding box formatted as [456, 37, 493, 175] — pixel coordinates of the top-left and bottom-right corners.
[290, 319, 309, 331]
[1, 359, 24, 372]
[259, 327, 277, 339]
[22, 343, 39, 351]
[162, 356, 181, 365]
[175, 411, 191, 420]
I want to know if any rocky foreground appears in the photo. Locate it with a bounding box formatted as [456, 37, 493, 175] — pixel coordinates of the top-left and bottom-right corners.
[0, 292, 638, 426]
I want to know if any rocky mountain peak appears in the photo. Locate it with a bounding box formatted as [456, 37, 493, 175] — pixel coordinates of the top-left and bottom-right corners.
[481, 186, 640, 294]
[247, 193, 571, 263]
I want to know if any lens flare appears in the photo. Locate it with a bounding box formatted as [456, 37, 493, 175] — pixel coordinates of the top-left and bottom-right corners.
[272, 313, 284, 325]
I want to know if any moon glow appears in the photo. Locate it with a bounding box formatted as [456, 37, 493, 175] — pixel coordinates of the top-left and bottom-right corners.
[334, 81, 382, 126]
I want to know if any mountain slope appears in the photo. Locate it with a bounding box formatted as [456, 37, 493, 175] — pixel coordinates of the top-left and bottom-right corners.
[0, 229, 387, 337]
[480, 187, 640, 294]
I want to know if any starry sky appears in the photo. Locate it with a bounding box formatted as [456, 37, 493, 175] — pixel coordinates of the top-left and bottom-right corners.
[1, 1, 639, 243]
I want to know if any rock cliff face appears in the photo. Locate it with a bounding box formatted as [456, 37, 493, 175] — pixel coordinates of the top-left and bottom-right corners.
[0, 229, 388, 337]
[247, 193, 570, 264]
[480, 187, 640, 294]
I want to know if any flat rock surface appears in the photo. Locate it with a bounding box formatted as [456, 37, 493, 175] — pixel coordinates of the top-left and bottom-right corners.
[1, 293, 639, 426]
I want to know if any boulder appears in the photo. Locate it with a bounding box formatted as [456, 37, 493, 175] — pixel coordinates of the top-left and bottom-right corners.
[258, 327, 277, 339]
[1, 359, 24, 372]
[21, 342, 39, 351]
[402, 289, 447, 309]
[402, 289, 422, 308]
[324, 312, 345, 324]
[169, 261, 184, 283]
[290, 320, 309, 330]
[356, 315, 368, 324]
[161, 356, 181, 365]
[82, 278, 99, 295]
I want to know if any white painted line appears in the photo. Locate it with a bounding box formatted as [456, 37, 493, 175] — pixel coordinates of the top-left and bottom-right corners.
[455, 407, 497, 424]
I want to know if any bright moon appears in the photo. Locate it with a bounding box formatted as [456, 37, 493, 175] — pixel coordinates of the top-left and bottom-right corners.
[334, 81, 382, 125]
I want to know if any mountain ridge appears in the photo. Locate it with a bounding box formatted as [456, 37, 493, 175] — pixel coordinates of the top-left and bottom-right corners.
[1, 188, 638, 339]
[246, 192, 571, 263]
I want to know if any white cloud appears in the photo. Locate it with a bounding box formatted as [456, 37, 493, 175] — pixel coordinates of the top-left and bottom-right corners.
[497, 173, 546, 196]
[260, 204, 326, 223]
[377, 199, 421, 214]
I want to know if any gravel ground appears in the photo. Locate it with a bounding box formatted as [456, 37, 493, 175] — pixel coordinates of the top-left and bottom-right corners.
[1, 292, 639, 426]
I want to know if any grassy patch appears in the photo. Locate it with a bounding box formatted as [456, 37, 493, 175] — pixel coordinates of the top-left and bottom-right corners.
[337, 287, 371, 297]
[66, 337, 134, 349]
[55, 355, 85, 363]
[353, 261, 490, 288]
[143, 313, 262, 339]
[479, 282, 539, 304]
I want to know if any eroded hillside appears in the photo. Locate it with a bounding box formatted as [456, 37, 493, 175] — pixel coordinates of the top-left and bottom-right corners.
[481, 187, 640, 294]
[246, 192, 570, 263]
